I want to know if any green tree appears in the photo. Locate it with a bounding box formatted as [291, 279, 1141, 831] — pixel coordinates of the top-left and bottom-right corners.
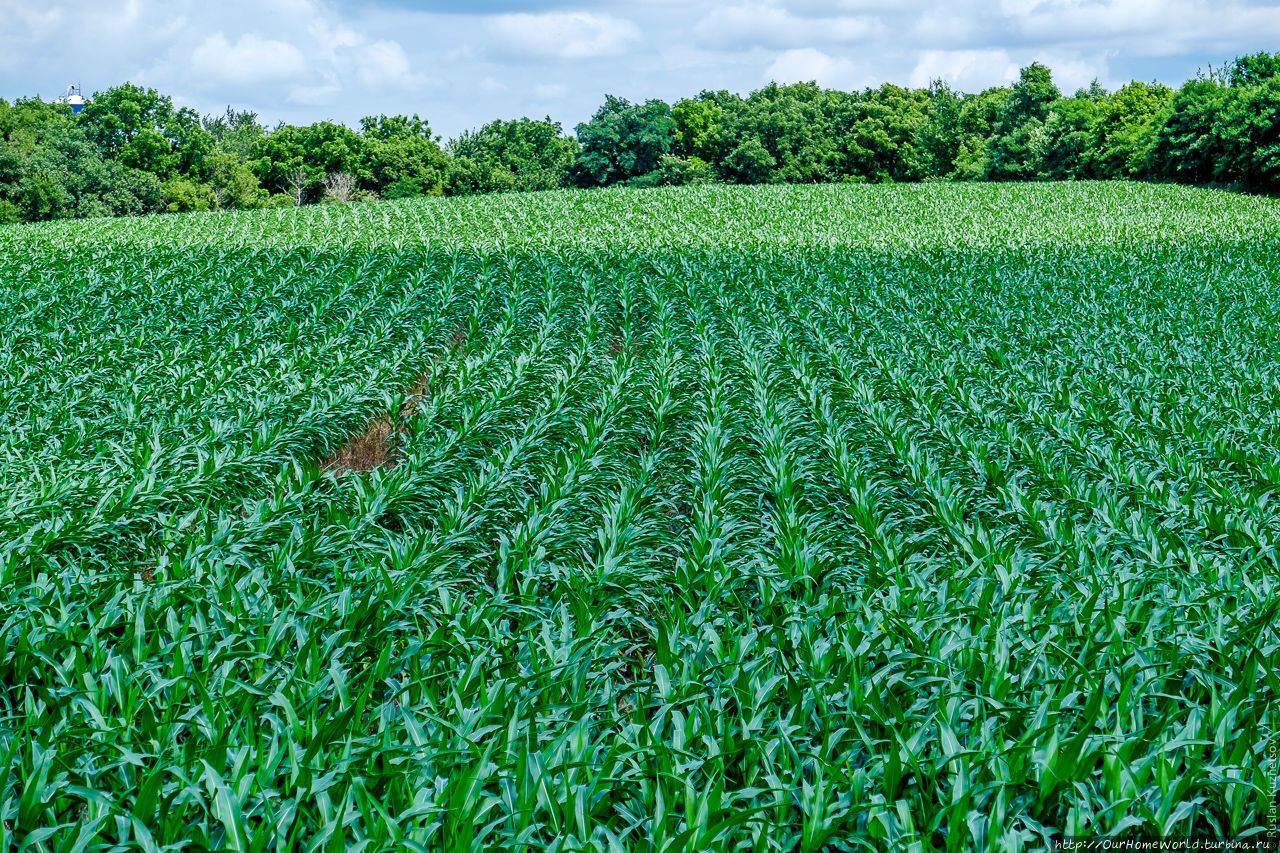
[448, 117, 577, 194]
[162, 177, 217, 212]
[79, 83, 171, 157]
[916, 80, 964, 179]
[1150, 79, 1229, 185]
[571, 96, 676, 187]
[0, 97, 75, 154]
[209, 152, 265, 209]
[205, 107, 266, 161]
[250, 122, 368, 201]
[672, 94, 735, 166]
[101, 167, 163, 217]
[654, 154, 713, 186]
[1087, 81, 1173, 179]
[79, 83, 213, 180]
[986, 65, 1060, 180]
[19, 171, 73, 220]
[722, 137, 776, 184]
[840, 84, 930, 182]
[997, 63, 1060, 132]
[948, 86, 1010, 179]
[0, 97, 74, 216]
[441, 156, 496, 197]
[1, 98, 162, 221]
[6, 59, 1280, 225]
[1228, 52, 1280, 86]
[359, 114, 450, 197]
[1037, 92, 1102, 179]
[730, 82, 848, 184]
[1214, 77, 1280, 191]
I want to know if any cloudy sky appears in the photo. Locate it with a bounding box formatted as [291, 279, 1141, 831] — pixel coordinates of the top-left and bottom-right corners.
[2, 0, 1278, 139]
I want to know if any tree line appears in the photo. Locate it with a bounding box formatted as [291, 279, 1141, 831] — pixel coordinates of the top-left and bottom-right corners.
[1, 53, 1277, 224]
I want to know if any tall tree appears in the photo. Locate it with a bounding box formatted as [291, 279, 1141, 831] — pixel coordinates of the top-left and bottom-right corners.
[447, 117, 577, 195]
[570, 96, 676, 187]
[359, 115, 450, 198]
[1229, 51, 1280, 87]
[1150, 79, 1229, 185]
[205, 107, 266, 161]
[997, 62, 1061, 132]
[986, 64, 1060, 180]
[1036, 90, 1103, 180]
[79, 83, 212, 181]
[250, 121, 368, 201]
[672, 93, 735, 166]
[1087, 81, 1174, 179]
[1214, 77, 1280, 191]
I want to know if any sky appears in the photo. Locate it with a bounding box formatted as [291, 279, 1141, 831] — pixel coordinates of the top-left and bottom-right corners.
[2, 0, 1279, 139]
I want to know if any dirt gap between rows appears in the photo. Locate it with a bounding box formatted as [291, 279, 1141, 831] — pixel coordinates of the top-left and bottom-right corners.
[321, 376, 432, 475]
[321, 326, 471, 475]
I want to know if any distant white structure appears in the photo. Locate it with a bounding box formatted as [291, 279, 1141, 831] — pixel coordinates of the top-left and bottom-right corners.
[55, 84, 87, 115]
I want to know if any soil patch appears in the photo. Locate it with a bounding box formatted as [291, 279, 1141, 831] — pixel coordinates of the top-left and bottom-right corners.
[321, 376, 430, 475]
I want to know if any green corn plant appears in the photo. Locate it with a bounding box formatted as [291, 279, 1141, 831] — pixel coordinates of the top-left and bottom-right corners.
[1, 181, 1278, 851]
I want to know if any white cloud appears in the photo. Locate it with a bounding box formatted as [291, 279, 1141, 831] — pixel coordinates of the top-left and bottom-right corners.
[534, 83, 569, 99]
[789, 0, 921, 10]
[175, 11, 425, 107]
[1005, 0, 1167, 37]
[695, 3, 881, 49]
[356, 40, 420, 89]
[309, 18, 363, 56]
[2, 5, 66, 35]
[1031, 50, 1114, 92]
[1002, 0, 1280, 56]
[262, 0, 316, 13]
[191, 32, 308, 87]
[1, 0, 1276, 138]
[0, 5, 63, 69]
[908, 12, 984, 48]
[288, 77, 342, 106]
[908, 46, 1115, 94]
[997, 0, 1045, 15]
[289, 19, 424, 102]
[485, 12, 642, 60]
[909, 49, 1021, 90]
[765, 48, 871, 89]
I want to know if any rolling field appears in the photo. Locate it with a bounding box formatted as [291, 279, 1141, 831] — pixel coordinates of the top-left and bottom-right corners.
[2, 182, 1279, 850]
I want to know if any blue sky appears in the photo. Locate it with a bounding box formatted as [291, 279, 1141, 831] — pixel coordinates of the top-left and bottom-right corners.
[2, 0, 1278, 139]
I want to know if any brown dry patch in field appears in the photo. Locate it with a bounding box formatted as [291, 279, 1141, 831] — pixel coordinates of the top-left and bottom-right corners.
[135, 557, 158, 582]
[322, 416, 397, 474]
[320, 324, 469, 476]
[322, 375, 431, 475]
[449, 324, 468, 354]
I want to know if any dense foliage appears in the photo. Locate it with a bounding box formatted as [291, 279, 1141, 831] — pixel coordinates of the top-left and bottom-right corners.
[448, 117, 579, 195]
[2, 182, 1279, 848]
[2, 53, 1279, 223]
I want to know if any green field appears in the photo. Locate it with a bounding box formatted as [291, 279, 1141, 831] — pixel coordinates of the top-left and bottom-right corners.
[2, 182, 1279, 850]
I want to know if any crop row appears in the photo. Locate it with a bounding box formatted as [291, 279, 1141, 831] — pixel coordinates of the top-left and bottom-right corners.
[1, 183, 1278, 850]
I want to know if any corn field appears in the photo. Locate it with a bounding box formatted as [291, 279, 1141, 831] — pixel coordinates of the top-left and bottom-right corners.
[2, 182, 1279, 850]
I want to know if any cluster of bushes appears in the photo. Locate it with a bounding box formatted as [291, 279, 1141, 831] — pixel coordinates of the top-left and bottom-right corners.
[0, 86, 570, 223]
[575, 54, 1279, 192]
[1, 53, 1276, 224]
